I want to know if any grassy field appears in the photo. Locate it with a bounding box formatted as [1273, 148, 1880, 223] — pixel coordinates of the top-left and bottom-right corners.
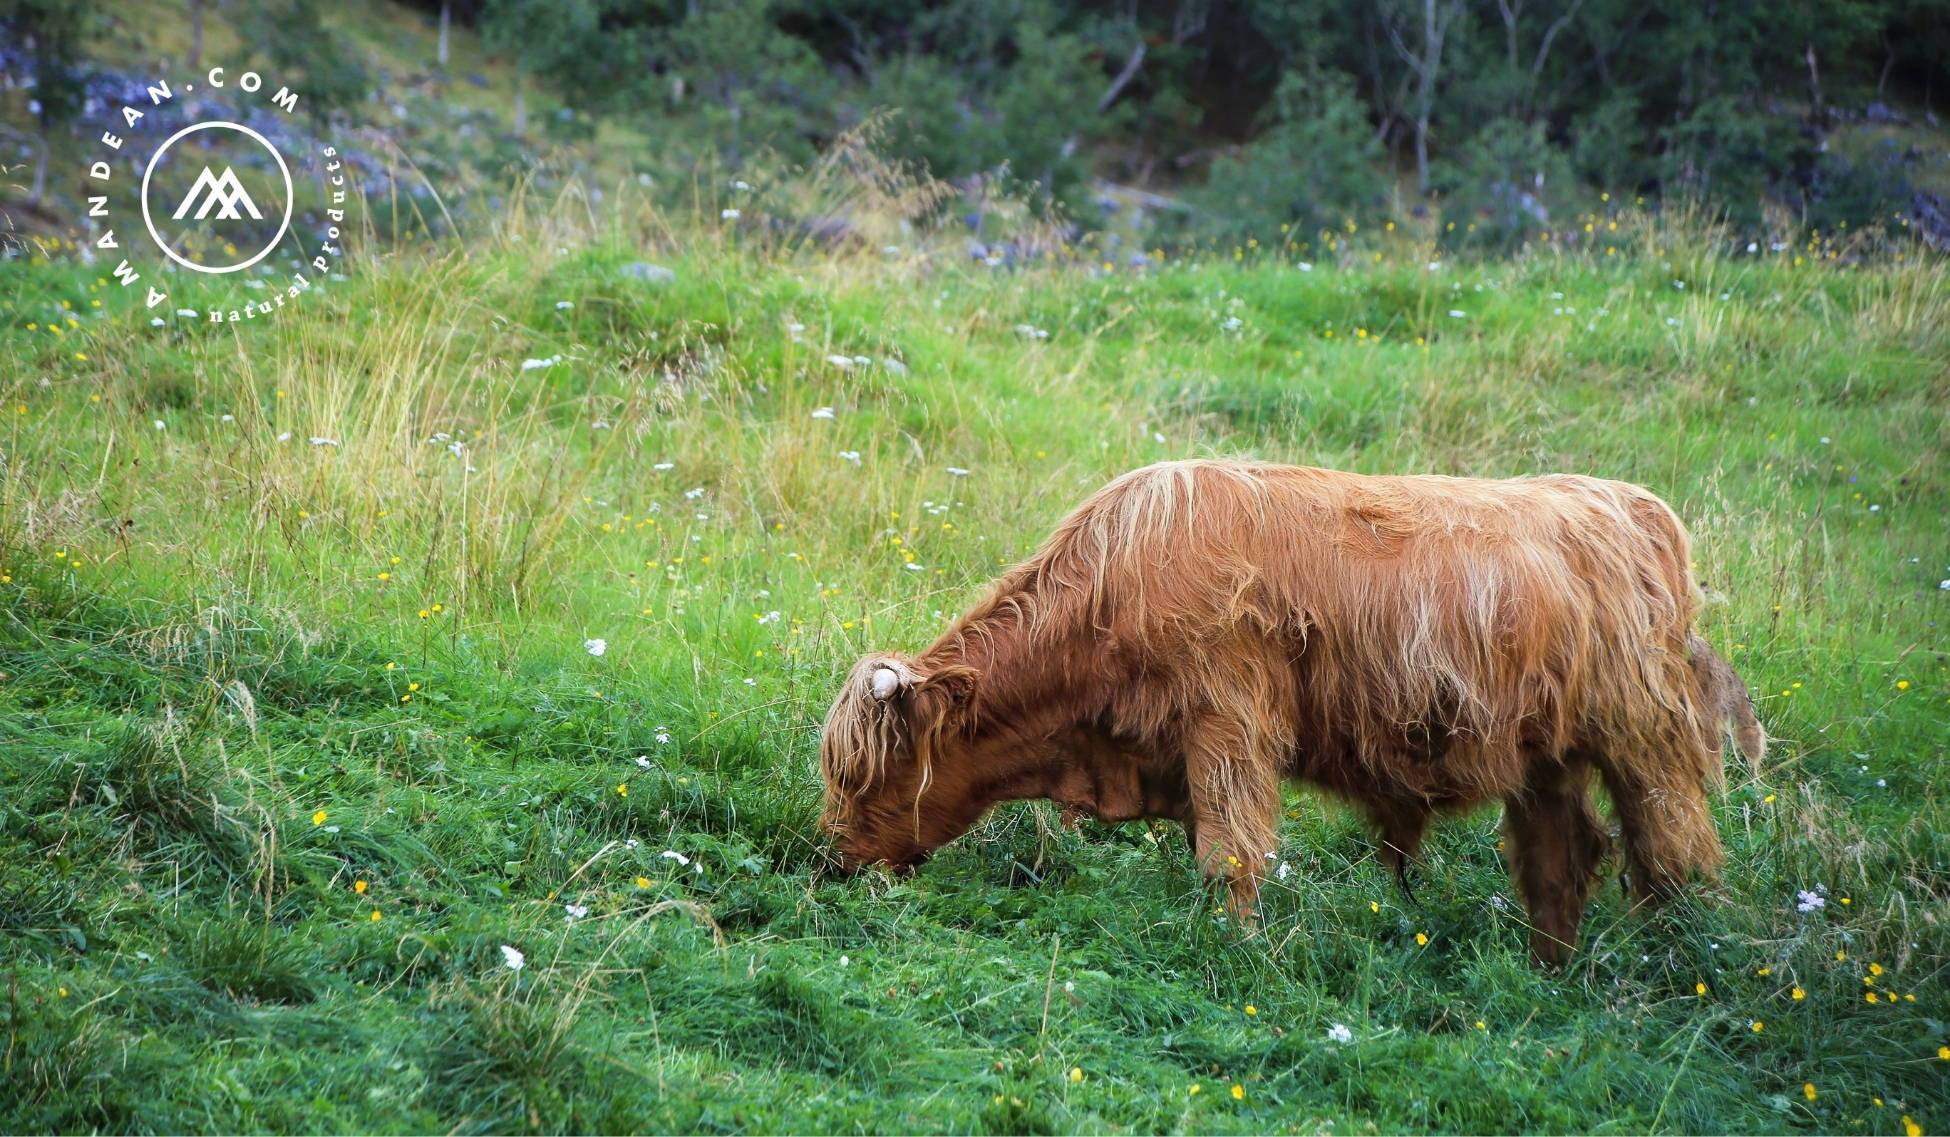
[2, 192, 1947, 1134]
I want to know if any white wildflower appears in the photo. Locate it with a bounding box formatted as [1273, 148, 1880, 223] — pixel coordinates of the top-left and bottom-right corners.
[500, 944, 526, 971]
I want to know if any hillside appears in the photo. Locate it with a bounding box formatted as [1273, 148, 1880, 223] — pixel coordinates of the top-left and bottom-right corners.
[2, 182, 1948, 1131]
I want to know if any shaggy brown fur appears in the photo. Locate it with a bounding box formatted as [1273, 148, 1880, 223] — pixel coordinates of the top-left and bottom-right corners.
[1688, 633, 1767, 772]
[820, 460, 1764, 964]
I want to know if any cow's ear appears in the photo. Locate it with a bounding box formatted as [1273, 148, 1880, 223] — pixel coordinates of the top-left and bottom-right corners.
[913, 664, 978, 729]
[920, 664, 977, 708]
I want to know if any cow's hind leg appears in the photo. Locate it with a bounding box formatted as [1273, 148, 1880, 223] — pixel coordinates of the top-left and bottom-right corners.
[1182, 714, 1282, 925]
[1503, 758, 1608, 966]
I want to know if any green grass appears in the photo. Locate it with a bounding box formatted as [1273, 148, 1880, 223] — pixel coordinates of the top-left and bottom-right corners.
[2, 196, 1947, 1134]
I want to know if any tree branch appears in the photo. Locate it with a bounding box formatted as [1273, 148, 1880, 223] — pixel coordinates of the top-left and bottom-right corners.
[1097, 41, 1147, 113]
[1529, 0, 1585, 81]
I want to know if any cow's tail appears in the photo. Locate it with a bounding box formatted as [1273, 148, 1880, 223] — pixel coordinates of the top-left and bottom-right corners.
[1687, 632, 1766, 777]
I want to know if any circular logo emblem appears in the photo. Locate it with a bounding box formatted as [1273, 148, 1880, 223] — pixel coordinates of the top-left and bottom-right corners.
[82, 67, 351, 328]
[140, 121, 294, 274]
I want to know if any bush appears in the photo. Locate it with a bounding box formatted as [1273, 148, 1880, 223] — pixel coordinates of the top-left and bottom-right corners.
[1189, 69, 1385, 243]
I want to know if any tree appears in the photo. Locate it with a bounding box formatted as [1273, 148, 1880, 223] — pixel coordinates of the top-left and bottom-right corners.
[189, 0, 205, 70]
[0, 0, 91, 205]
[481, 0, 600, 139]
[1386, 0, 1464, 196]
[649, 0, 832, 165]
[241, 0, 372, 125]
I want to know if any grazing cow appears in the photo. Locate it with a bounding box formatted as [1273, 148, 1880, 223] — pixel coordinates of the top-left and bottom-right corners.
[820, 460, 1762, 964]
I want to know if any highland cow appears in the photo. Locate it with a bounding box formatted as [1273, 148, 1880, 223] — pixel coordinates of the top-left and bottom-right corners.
[820, 460, 1763, 964]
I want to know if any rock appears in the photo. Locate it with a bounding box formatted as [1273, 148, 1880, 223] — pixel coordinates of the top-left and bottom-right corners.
[621, 262, 676, 285]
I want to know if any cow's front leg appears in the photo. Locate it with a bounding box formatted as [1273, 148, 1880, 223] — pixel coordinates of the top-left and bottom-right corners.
[1183, 713, 1282, 926]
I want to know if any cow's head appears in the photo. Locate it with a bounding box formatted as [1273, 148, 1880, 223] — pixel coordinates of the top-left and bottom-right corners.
[819, 653, 985, 871]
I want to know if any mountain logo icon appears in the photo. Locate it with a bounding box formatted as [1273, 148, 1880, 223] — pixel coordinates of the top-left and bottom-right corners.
[172, 166, 265, 221]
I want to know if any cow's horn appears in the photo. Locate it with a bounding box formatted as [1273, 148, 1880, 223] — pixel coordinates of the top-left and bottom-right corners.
[870, 667, 901, 700]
